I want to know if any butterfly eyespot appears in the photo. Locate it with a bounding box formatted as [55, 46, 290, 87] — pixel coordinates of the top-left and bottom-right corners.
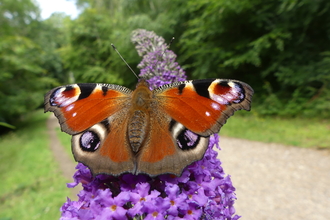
[170, 120, 207, 151]
[177, 129, 200, 150]
[49, 85, 80, 107]
[49, 88, 62, 106]
[80, 131, 100, 152]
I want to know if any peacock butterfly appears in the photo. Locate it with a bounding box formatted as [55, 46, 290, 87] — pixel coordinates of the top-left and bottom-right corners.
[44, 78, 253, 177]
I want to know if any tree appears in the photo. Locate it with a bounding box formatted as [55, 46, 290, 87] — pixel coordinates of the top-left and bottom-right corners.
[0, 0, 66, 128]
[60, 0, 175, 87]
[178, 0, 330, 117]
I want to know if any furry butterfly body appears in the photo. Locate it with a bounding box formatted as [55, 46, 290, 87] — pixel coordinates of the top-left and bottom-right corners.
[45, 79, 253, 176]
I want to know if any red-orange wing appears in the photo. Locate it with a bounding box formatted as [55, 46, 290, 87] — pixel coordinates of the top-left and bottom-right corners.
[155, 79, 254, 136]
[44, 83, 132, 134]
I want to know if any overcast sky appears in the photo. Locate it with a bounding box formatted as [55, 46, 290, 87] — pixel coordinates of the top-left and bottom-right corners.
[34, 0, 79, 19]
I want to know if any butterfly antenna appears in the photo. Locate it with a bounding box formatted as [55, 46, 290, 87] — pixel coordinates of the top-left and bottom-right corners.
[169, 37, 175, 47]
[161, 37, 175, 57]
[111, 43, 139, 79]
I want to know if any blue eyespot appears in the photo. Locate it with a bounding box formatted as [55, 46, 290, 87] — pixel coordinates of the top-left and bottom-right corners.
[80, 131, 100, 152]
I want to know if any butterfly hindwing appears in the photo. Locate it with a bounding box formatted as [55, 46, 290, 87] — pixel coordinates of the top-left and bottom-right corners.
[71, 112, 136, 176]
[136, 117, 210, 176]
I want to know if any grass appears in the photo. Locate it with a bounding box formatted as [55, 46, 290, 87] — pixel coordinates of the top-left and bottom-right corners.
[0, 110, 71, 220]
[220, 111, 330, 148]
[55, 125, 73, 160]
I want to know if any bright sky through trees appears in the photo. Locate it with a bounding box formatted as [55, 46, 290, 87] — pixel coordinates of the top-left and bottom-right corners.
[34, 0, 79, 19]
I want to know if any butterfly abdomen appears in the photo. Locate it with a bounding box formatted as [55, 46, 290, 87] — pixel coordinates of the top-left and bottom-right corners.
[127, 80, 154, 154]
[127, 110, 149, 153]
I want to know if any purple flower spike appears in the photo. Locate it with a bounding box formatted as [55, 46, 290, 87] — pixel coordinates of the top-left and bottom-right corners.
[60, 29, 240, 220]
[131, 29, 187, 89]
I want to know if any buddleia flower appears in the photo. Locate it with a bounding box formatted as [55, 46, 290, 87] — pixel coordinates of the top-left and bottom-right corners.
[60, 29, 240, 220]
[131, 29, 187, 89]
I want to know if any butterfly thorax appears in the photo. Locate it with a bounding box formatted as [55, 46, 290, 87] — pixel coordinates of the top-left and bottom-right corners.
[127, 80, 153, 153]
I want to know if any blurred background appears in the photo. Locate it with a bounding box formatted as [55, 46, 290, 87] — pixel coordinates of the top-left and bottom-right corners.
[0, 0, 329, 219]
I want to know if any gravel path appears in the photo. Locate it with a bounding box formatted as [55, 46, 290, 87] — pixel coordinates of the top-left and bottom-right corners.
[47, 116, 82, 198]
[47, 116, 330, 219]
[218, 137, 330, 220]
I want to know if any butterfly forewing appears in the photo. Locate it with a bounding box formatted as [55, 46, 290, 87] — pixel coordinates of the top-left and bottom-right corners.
[155, 79, 253, 136]
[44, 83, 132, 134]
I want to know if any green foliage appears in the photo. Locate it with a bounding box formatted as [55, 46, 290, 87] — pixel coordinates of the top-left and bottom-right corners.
[0, 110, 70, 219]
[178, 0, 330, 117]
[60, 0, 176, 88]
[0, 35, 51, 124]
[68, 0, 329, 117]
[1, 0, 329, 127]
[0, 122, 15, 129]
[221, 111, 330, 148]
[59, 8, 126, 84]
[0, 0, 67, 127]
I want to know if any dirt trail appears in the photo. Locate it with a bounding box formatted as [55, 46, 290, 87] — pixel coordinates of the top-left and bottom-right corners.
[47, 115, 330, 219]
[47, 115, 82, 199]
[218, 137, 330, 220]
